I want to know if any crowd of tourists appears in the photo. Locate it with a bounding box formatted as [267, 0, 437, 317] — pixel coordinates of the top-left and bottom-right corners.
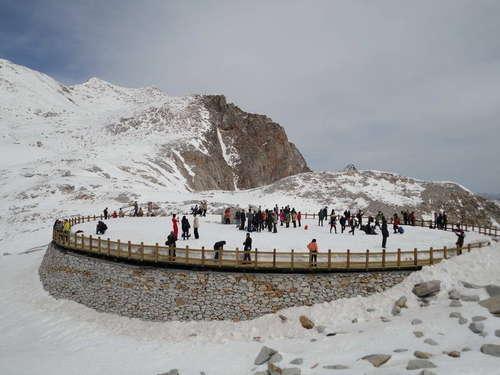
[54, 199, 468, 267]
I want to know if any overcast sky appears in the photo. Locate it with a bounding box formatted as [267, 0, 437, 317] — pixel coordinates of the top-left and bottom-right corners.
[1, 0, 499, 193]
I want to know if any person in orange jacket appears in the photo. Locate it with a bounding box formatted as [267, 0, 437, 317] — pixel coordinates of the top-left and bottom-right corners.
[307, 239, 318, 266]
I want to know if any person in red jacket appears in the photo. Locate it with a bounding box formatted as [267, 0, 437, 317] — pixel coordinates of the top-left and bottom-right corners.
[393, 213, 401, 234]
[172, 214, 179, 240]
[297, 211, 302, 227]
[307, 239, 318, 266]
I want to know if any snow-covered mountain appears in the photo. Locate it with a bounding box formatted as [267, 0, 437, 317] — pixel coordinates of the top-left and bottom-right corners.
[1, 57, 499, 243]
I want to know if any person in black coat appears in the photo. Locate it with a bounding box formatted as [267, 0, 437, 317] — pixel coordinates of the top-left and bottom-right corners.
[381, 218, 389, 249]
[165, 231, 176, 259]
[181, 216, 191, 240]
[96, 220, 107, 235]
[243, 233, 252, 263]
[213, 240, 226, 259]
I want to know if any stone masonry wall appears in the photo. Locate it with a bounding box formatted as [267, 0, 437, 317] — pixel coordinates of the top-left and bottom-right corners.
[39, 244, 411, 321]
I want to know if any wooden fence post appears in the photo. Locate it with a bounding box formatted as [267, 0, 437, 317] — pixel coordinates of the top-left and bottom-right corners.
[201, 246, 205, 266]
[365, 250, 369, 270]
[93, 215, 96, 221]
[107, 238, 110, 256]
[347, 249, 350, 269]
[291, 250, 294, 270]
[89, 235, 93, 252]
[328, 249, 331, 269]
[140, 242, 144, 261]
[443, 246, 448, 259]
[128, 241, 131, 259]
[397, 248, 401, 267]
[235, 247, 239, 265]
[414, 248, 417, 266]
[273, 249, 276, 268]
[429, 247, 434, 265]
[74, 232, 77, 248]
[117, 239, 121, 257]
[467, 244, 471, 253]
[254, 249, 258, 268]
[185, 246, 189, 264]
[382, 249, 386, 268]
[155, 243, 159, 262]
[98, 237, 102, 253]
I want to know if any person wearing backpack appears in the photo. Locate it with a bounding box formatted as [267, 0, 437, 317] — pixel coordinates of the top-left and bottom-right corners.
[165, 231, 177, 260]
[213, 240, 226, 260]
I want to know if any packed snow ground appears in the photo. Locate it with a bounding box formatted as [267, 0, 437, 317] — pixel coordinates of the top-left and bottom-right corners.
[73, 216, 489, 253]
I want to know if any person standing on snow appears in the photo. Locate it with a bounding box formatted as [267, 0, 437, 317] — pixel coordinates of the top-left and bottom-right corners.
[181, 215, 191, 240]
[103, 207, 109, 220]
[165, 231, 177, 259]
[243, 233, 252, 263]
[297, 211, 302, 227]
[307, 239, 319, 266]
[193, 214, 200, 239]
[329, 214, 337, 234]
[381, 217, 389, 249]
[172, 214, 179, 240]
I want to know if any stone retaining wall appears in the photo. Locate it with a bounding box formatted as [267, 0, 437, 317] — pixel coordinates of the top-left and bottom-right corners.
[39, 244, 411, 321]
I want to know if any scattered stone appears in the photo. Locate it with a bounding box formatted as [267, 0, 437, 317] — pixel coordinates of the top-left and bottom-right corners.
[323, 365, 349, 370]
[326, 333, 337, 337]
[424, 338, 438, 346]
[316, 325, 326, 334]
[486, 284, 500, 297]
[159, 370, 179, 375]
[447, 351, 461, 358]
[448, 289, 460, 300]
[414, 351, 432, 359]
[458, 316, 468, 325]
[366, 308, 376, 312]
[412, 280, 441, 298]
[449, 312, 462, 318]
[279, 314, 288, 323]
[299, 315, 314, 329]
[461, 281, 483, 289]
[269, 353, 283, 364]
[462, 347, 471, 352]
[414, 331, 424, 338]
[412, 319, 423, 325]
[391, 305, 401, 316]
[381, 316, 391, 323]
[472, 316, 487, 322]
[406, 359, 437, 370]
[469, 322, 484, 334]
[479, 296, 500, 315]
[361, 354, 391, 367]
[449, 300, 462, 307]
[480, 332, 488, 337]
[310, 338, 317, 342]
[460, 294, 480, 302]
[351, 318, 358, 324]
[255, 346, 278, 365]
[495, 330, 500, 338]
[289, 358, 303, 365]
[394, 348, 408, 353]
[480, 344, 500, 357]
[395, 296, 408, 308]
[268, 363, 301, 375]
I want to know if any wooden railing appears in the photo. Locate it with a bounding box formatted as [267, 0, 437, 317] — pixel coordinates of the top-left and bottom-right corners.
[51, 214, 493, 272]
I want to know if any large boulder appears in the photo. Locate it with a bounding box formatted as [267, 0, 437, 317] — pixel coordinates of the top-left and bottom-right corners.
[412, 281, 441, 298]
[480, 344, 500, 357]
[255, 346, 278, 365]
[406, 359, 437, 370]
[361, 354, 391, 367]
[479, 296, 500, 315]
[486, 284, 500, 297]
[468, 322, 484, 334]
